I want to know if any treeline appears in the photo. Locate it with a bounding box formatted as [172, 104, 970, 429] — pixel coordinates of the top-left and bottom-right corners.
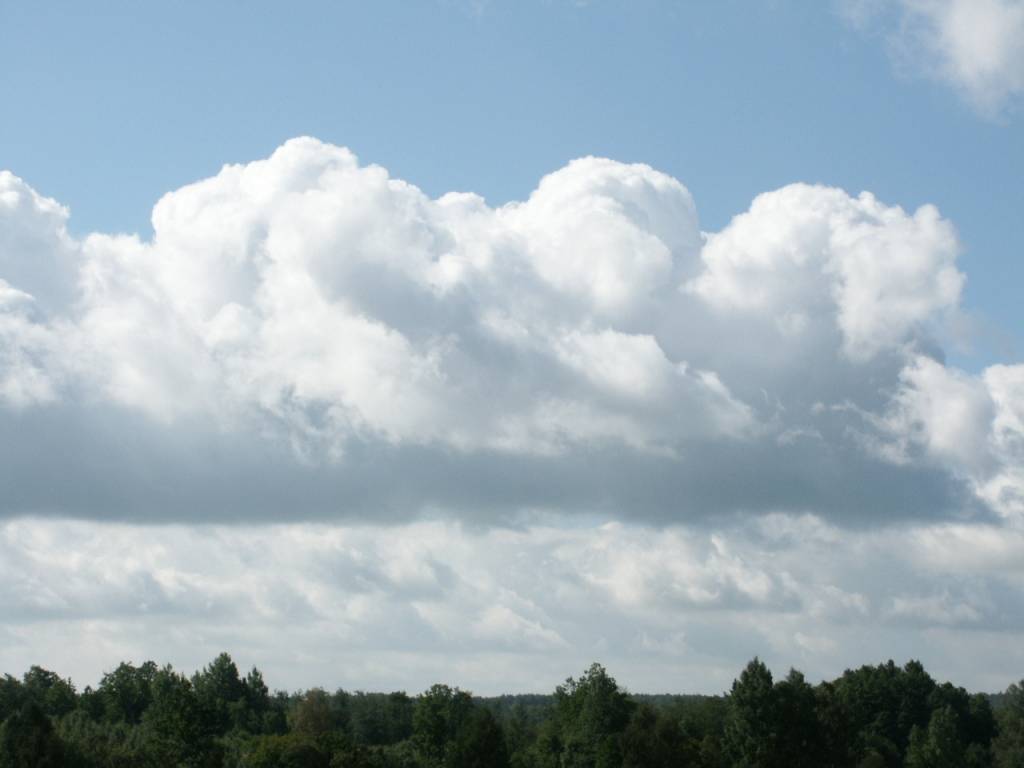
[2, 654, 1024, 767]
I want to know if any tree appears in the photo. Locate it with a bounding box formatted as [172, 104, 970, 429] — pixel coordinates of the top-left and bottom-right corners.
[445, 708, 509, 768]
[240, 733, 331, 768]
[56, 709, 141, 767]
[97, 661, 158, 724]
[413, 684, 474, 767]
[347, 690, 414, 746]
[897, 661, 937, 751]
[814, 681, 852, 767]
[21, 666, 77, 718]
[548, 663, 634, 768]
[773, 668, 821, 768]
[0, 676, 23, 725]
[904, 706, 964, 768]
[192, 651, 247, 735]
[994, 680, 1024, 768]
[294, 688, 334, 737]
[140, 665, 219, 767]
[240, 666, 277, 733]
[0, 702, 65, 768]
[723, 657, 778, 768]
[965, 693, 997, 762]
[620, 703, 687, 768]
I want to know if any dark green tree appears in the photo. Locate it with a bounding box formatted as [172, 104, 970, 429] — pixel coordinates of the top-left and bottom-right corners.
[240, 732, 331, 768]
[905, 706, 964, 768]
[548, 662, 634, 768]
[413, 684, 474, 767]
[445, 707, 509, 768]
[620, 703, 688, 768]
[21, 666, 77, 718]
[965, 693, 997, 762]
[140, 665, 219, 767]
[56, 709, 142, 767]
[294, 688, 335, 737]
[0, 702, 65, 768]
[192, 651, 247, 735]
[349, 691, 413, 745]
[994, 680, 1024, 768]
[97, 661, 158, 724]
[813, 681, 852, 767]
[723, 657, 778, 768]
[897, 661, 937, 750]
[773, 668, 821, 768]
[0, 676, 23, 725]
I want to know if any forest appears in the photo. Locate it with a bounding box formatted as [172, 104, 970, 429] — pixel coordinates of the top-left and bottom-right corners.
[2, 653, 1024, 767]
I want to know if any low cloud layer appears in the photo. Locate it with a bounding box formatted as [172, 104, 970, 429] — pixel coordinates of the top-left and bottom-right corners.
[841, 0, 1024, 116]
[4, 515, 1024, 694]
[1, 138, 1021, 525]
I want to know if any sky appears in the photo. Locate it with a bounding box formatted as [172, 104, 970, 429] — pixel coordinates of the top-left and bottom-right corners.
[0, 0, 1023, 696]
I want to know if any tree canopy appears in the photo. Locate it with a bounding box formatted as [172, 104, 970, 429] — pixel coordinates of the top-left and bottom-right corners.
[0, 653, 1018, 767]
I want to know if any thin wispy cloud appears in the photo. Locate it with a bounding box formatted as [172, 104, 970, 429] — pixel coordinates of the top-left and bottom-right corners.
[840, 0, 1024, 117]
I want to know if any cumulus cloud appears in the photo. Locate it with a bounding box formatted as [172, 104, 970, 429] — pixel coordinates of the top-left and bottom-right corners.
[4, 515, 1024, 693]
[61, 142, 746, 453]
[841, 0, 1024, 116]
[873, 356, 1024, 518]
[1, 138, 1020, 527]
[688, 184, 962, 361]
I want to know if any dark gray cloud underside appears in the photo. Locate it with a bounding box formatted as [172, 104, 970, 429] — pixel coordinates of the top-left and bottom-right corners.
[0, 405, 979, 526]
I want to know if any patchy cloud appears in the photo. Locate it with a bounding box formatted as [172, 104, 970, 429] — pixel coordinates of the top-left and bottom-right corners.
[4, 515, 1024, 694]
[0, 139, 1020, 526]
[840, 0, 1024, 116]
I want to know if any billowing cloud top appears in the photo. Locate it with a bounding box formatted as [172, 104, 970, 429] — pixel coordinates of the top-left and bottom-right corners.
[1, 138, 1021, 525]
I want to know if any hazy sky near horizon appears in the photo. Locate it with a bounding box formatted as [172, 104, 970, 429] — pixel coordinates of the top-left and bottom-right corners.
[1, 0, 1023, 695]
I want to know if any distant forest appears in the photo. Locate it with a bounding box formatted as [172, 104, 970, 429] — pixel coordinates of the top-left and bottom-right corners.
[3, 654, 1024, 767]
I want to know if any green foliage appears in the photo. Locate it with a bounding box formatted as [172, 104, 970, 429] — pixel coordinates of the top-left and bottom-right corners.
[412, 683, 474, 766]
[543, 662, 635, 768]
[994, 680, 1024, 768]
[293, 688, 339, 737]
[239, 732, 332, 768]
[348, 691, 414, 746]
[141, 664, 221, 767]
[619, 703, 687, 767]
[0, 676, 23, 725]
[445, 707, 509, 768]
[0, 652, 1017, 767]
[97, 661, 158, 724]
[57, 709, 144, 767]
[905, 706, 964, 768]
[0, 702, 65, 768]
[773, 669, 821, 768]
[22, 666, 78, 718]
[723, 657, 778, 767]
[193, 652, 248, 736]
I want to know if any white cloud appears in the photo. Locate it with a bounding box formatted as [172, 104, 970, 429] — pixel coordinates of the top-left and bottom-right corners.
[36, 139, 746, 455]
[2, 138, 1019, 528]
[689, 184, 963, 361]
[873, 355, 1024, 518]
[841, 0, 1024, 116]
[0, 288, 62, 407]
[0, 171, 79, 312]
[3, 514, 1024, 693]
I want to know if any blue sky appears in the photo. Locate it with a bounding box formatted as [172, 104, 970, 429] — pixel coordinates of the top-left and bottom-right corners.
[1, 0, 1024, 694]
[2, 0, 1021, 366]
